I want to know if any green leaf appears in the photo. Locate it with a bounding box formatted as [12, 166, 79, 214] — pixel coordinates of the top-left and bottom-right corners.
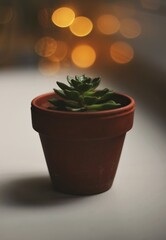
[67, 75, 73, 86]
[83, 91, 95, 97]
[77, 83, 93, 93]
[75, 75, 85, 82]
[87, 101, 121, 111]
[82, 77, 91, 84]
[48, 98, 66, 110]
[107, 100, 121, 106]
[64, 89, 81, 101]
[48, 98, 59, 106]
[92, 77, 100, 89]
[94, 88, 109, 97]
[64, 100, 80, 108]
[53, 89, 67, 99]
[67, 75, 72, 81]
[56, 81, 73, 91]
[84, 96, 98, 105]
[70, 79, 80, 89]
[97, 91, 114, 103]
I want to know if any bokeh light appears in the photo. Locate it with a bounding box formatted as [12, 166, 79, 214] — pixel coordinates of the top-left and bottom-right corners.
[38, 58, 60, 76]
[35, 37, 57, 57]
[48, 41, 68, 62]
[120, 18, 142, 39]
[71, 44, 96, 68]
[69, 16, 93, 37]
[97, 14, 120, 35]
[51, 7, 75, 28]
[141, 0, 161, 10]
[0, 6, 13, 24]
[110, 41, 134, 64]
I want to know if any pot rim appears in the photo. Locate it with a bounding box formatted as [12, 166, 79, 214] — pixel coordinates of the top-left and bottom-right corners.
[31, 92, 135, 117]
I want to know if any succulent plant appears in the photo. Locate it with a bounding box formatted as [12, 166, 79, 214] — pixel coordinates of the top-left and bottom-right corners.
[48, 75, 121, 112]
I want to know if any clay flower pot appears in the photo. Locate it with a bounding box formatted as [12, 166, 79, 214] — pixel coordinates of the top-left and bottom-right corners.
[31, 92, 135, 195]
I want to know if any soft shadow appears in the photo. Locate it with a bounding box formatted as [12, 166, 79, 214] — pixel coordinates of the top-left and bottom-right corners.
[1, 175, 86, 208]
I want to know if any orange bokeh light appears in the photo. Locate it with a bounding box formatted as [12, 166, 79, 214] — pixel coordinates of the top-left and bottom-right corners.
[48, 41, 68, 62]
[51, 7, 75, 28]
[120, 18, 142, 39]
[35, 37, 57, 57]
[69, 16, 93, 37]
[97, 14, 120, 35]
[71, 44, 96, 68]
[110, 41, 134, 64]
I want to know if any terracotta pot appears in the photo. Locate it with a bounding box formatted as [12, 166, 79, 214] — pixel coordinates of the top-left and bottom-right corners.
[31, 92, 135, 195]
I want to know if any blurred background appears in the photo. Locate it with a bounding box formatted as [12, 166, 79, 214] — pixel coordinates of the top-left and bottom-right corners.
[0, 0, 166, 123]
[0, 0, 165, 68]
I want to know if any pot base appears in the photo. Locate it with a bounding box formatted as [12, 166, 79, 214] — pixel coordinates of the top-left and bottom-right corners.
[51, 178, 113, 195]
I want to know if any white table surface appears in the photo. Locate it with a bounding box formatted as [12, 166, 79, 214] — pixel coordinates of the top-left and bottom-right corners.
[0, 69, 166, 240]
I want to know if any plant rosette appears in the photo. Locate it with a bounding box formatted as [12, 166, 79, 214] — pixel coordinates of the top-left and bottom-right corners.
[31, 75, 135, 195]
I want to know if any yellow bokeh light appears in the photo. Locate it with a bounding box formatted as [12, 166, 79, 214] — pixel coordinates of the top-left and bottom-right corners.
[141, 0, 161, 10]
[69, 16, 93, 37]
[48, 41, 68, 62]
[110, 41, 134, 64]
[0, 7, 13, 24]
[97, 14, 120, 35]
[35, 37, 57, 57]
[38, 59, 60, 76]
[71, 44, 96, 68]
[120, 18, 142, 39]
[51, 7, 75, 28]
